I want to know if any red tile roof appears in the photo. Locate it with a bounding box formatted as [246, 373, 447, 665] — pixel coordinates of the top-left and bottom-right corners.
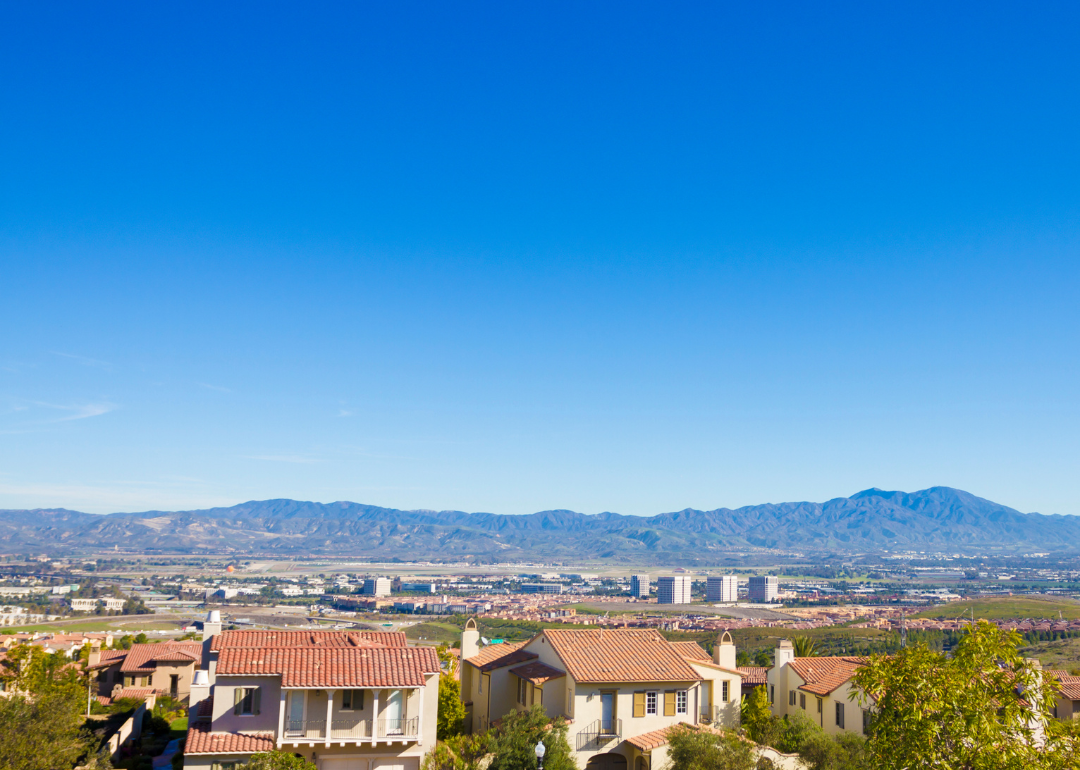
[211, 630, 406, 652]
[195, 695, 214, 720]
[217, 645, 440, 688]
[184, 724, 276, 755]
[625, 725, 681, 751]
[472, 646, 539, 673]
[737, 666, 768, 686]
[1048, 670, 1080, 700]
[509, 661, 566, 684]
[89, 650, 128, 670]
[543, 629, 702, 684]
[112, 687, 160, 701]
[120, 643, 202, 674]
[463, 641, 527, 668]
[789, 657, 866, 696]
[670, 642, 710, 662]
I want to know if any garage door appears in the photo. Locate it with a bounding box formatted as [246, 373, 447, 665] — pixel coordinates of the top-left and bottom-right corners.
[320, 759, 364, 770]
[372, 758, 419, 770]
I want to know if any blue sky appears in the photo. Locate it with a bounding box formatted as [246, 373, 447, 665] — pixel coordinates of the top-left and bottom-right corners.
[2, 2, 1079, 516]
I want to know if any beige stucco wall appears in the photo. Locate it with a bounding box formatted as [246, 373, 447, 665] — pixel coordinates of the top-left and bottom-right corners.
[766, 662, 869, 737]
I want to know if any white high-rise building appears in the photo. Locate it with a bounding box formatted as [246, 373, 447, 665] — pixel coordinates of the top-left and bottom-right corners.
[748, 575, 779, 602]
[707, 575, 739, 602]
[657, 575, 692, 604]
[630, 574, 650, 598]
[361, 577, 392, 597]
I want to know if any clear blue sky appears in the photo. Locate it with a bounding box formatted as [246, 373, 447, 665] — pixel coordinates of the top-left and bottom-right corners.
[2, 2, 1079, 516]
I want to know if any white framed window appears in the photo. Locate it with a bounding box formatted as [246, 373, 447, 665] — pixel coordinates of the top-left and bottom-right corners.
[721, 681, 730, 703]
[233, 687, 261, 716]
[517, 677, 528, 705]
[645, 691, 657, 715]
[341, 689, 365, 710]
[676, 690, 687, 715]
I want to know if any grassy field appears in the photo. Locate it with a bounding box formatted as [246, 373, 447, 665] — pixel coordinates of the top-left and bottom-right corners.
[1020, 637, 1080, 674]
[404, 621, 462, 645]
[8, 618, 188, 634]
[912, 596, 1080, 621]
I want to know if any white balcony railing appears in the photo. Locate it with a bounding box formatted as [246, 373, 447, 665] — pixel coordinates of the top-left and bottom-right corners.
[284, 719, 327, 740]
[331, 718, 371, 740]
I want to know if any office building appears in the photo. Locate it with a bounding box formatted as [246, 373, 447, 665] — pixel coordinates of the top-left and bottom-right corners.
[361, 577, 392, 597]
[657, 575, 692, 604]
[630, 574, 650, 598]
[707, 575, 739, 603]
[521, 583, 564, 594]
[748, 575, 779, 602]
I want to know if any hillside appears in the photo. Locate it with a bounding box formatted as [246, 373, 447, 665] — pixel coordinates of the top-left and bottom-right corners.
[1, 486, 1077, 559]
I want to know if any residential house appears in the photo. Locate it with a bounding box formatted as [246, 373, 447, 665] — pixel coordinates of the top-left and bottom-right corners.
[459, 620, 742, 770]
[185, 629, 440, 770]
[89, 642, 202, 701]
[1048, 670, 1080, 720]
[766, 640, 870, 736]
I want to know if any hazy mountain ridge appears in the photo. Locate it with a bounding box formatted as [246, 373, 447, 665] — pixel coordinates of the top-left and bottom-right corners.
[1, 487, 1076, 558]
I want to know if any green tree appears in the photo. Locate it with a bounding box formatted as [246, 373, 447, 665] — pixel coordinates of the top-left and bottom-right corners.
[0, 691, 92, 770]
[437, 673, 466, 739]
[421, 733, 491, 770]
[242, 752, 319, 770]
[666, 724, 762, 770]
[797, 731, 871, 770]
[740, 686, 778, 746]
[791, 637, 819, 657]
[487, 705, 574, 770]
[855, 620, 1080, 770]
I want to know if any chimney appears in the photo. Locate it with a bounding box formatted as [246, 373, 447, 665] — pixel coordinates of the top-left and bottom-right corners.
[713, 631, 736, 670]
[202, 610, 222, 641]
[87, 641, 102, 668]
[188, 670, 211, 724]
[461, 618, 480, 661]
[775, 639, 795, 669]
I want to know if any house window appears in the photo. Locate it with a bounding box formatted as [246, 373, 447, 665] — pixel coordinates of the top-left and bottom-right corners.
[646, 691, 657, 715]
[788, 690, 796, 706]
[862, 709, 871, 733]
[721, 681, 729, 703]
[233, 687, 261, 716]
[799, 693, 806, 710]
[517, 677, 528, 705]
[341, 689, 365, 710]
[769, 685, 774, 704]
[211, 764, 237, 770]
[835, 702, 845, 729]
[816, 698, 822, 714]
[675, 690, 687, 715]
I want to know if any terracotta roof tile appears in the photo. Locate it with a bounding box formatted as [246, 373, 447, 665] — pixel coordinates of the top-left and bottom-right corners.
[184, 724, 276, 755]
[217, 645, 440, 688]
[543, 629, 702, 684]
[789, 657, 866, 696]
[509, 661, 566, 684]
[211, 630, 406, 652]
[112, 687, 161, 700]
[1048, 670, 1080, 700]
[196, 695, 214, 720]
[464, 642, 541, 672]
[670, 642, 710, 662]
[89, 650, 128, 670]
[119, 643, 202, 674]
[625, 725, 681, 751]
[737, 666, 768, 685]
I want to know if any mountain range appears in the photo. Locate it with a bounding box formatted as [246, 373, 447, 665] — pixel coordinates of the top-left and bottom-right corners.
[1, 487, 1076, 561]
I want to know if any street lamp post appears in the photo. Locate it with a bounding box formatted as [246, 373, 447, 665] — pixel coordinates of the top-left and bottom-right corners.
[535, 740, 546, 770]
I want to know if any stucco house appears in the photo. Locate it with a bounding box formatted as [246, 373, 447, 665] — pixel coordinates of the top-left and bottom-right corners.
[89, 641, 203, 701]
[765, 640, 871, 736]
[459, 620, 742, 770]
[1048, 670, 1080, 720]
[185, 629, 440, 770]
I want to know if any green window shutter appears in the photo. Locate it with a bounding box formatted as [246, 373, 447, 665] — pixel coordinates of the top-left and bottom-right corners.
[663, 691, 676, 716]
[233, 687, 243, 715]
[633, 692, 645, 718]
[253, 687, 261, 715]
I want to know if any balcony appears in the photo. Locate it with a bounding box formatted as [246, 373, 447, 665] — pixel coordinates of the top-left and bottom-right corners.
[331, 717, 371, 740]
[575, 718, 622, 751]
[284, 719, 327, 740]
[378, 717, 419, 739]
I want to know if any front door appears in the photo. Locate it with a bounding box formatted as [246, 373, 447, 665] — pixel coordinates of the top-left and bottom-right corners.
[600, 692, 614, 733]
[385, 689, 403, 733]
[288, 691, 305, 733]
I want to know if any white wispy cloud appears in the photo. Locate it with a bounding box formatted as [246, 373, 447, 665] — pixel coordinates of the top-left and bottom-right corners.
[29, 401, 118, 422]
[242, 455, 322, 464]
[198, 383, 232, 393]
[50, 351, 111, 369]
[338, 409, 356, 417]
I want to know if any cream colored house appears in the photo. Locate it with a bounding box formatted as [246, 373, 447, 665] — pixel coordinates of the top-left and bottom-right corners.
[766, 640, 871, 736]
[184, 629, 440, 770]
[459, 621, 742, 770]
[90, 642, 202, 701]
[1048, 670, 1080, 721]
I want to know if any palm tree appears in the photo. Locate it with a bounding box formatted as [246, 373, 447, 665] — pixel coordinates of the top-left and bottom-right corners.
[792, 636, 819, 657]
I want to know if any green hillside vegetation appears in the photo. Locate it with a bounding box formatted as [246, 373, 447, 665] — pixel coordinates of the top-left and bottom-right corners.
[1019, 637, 1080, 674]
[912, 596, 1080, 621]
[404, 622, 462, 645]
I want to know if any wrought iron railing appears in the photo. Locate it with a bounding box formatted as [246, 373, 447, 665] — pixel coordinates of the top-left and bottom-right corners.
[378, 716, 419, 737]
[575, 718, 622, 750]
[284, 719, 327, 739]
[331, 717, 371, 740]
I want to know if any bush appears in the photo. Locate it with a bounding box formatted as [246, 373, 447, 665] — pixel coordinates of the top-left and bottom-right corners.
[667, 725, 761, 770]
[487, 706, 574, 770]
